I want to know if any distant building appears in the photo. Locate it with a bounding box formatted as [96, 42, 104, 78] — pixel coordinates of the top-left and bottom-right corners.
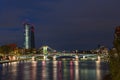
[7, 44, 17, 50]
[24, 23, 35, 49]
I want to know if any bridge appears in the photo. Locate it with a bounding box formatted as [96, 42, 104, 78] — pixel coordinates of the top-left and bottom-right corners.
[18, 46, 106, 61]
[28, 53, 101, 61]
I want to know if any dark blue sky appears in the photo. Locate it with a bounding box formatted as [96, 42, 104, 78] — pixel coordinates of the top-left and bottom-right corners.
[0, 0, 120, 51]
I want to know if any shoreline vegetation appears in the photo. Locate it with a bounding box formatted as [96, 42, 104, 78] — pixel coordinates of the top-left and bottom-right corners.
[104, 26, 120, 80]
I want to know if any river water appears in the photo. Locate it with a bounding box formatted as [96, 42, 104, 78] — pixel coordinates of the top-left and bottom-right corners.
[0, 61, 109, 80]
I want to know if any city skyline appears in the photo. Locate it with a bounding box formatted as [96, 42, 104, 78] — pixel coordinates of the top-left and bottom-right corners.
[0, 0, 120, 50]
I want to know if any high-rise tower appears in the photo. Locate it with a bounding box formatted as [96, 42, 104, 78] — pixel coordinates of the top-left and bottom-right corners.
[24, 23, 35, 49]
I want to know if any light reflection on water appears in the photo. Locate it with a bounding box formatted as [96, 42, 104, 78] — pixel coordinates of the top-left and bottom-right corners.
[96, 61, 101, 80]
[0, 61, 109, 80]
[75, 61, 79, 80]
[31, 61, 37, 80]
[53, 61, 57, 80]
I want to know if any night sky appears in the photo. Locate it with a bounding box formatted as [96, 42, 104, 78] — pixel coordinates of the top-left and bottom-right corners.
[0, 0, 120, 51]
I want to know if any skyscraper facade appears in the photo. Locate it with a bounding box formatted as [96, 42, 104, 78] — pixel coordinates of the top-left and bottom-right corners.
[24, 23, 35, 49]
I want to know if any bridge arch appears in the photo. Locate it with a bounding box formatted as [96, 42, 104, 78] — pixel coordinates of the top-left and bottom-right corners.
[55, 55, 78, 61]
[38, 45, 56, 54]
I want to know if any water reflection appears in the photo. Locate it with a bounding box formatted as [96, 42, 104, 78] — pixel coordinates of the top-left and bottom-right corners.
[0, 61, 109, 80]
[53, 61, 57, 80]
[57, 61, 62, 80]
[11, 62, 18, 80]
[41, 61, 47, 80]
[70, 61, 74, 80]
[75, 61, 79, 80]
[31, 61, 37, 80]
[23, 63, 30, 80]
[96, 61, 101, 80]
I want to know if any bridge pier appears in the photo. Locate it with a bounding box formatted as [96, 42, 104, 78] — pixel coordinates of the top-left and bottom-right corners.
[53, 56, 56, 61]
[97, 56, 101, 61]
[83, 56, 86, 59]
[32, 56, 35, 61]
[43, 55, 47, 60]
[75, 55, 79, 61]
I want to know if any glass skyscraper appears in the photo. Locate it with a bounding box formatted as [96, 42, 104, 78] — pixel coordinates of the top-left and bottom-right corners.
[24, 23, 35, 49]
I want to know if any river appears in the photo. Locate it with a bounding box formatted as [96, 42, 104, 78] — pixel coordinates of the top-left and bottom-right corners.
[0, 61, 109, 80]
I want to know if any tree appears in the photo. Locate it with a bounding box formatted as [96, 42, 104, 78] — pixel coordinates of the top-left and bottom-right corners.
[109, 26, 120, 80]
[0, 45, 13, 55]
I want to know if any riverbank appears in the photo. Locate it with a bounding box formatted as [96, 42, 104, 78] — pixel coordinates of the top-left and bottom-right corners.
[0, 58, 31, 64]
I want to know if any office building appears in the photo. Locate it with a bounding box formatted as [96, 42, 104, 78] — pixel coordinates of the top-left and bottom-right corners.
[24, 23, 35, 49]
